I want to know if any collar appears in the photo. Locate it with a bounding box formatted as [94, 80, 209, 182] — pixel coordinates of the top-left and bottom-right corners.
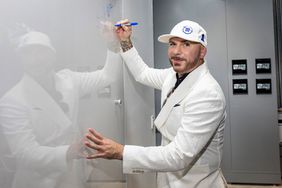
[174, 73, 189, 90]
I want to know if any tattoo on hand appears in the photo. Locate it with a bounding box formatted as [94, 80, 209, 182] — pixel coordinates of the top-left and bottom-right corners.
[120, 39, 133, 52]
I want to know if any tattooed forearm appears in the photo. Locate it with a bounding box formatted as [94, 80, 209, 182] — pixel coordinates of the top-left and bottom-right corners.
[120, 39, 133, 52]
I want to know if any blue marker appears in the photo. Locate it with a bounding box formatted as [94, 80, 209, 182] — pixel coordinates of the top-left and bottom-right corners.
[115, 22, 138, 27]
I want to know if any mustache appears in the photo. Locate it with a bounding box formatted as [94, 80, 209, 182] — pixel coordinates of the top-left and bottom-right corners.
[170, 56, 186, 61]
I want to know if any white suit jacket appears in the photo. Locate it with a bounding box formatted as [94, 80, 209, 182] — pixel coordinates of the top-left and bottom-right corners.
[121, 47, 227, 188]
[0, 51, 120, 188]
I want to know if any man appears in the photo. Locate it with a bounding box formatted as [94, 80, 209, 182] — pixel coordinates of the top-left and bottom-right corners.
[0, 29, 121, 188]
[85, 20, 227, 188]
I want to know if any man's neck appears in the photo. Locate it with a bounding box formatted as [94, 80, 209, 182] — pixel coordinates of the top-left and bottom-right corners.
[177, 72, 188, 79]
[29, 71, 56, 92]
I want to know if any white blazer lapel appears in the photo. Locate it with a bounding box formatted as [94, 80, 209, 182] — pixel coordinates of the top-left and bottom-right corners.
[22, 75, 72, 128]
[154, 64, 209, 129]
[161, 73, 176, 106]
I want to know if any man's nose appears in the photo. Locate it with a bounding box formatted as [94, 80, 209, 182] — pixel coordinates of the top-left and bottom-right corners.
[172, 45, 182, 54]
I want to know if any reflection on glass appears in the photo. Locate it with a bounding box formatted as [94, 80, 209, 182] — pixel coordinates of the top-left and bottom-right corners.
[0, 1, 123, 188]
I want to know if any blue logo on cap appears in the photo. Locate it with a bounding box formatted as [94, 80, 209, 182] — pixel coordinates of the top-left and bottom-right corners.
[182, 26, 193, 34]
[200, 34, 205, 42]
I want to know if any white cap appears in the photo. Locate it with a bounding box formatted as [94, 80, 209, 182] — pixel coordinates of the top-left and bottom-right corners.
[158, 20, 207, 47]
[17, 31, 56, 52]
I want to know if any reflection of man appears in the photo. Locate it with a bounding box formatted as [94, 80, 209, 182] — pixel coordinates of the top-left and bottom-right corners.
[85, 19, 227, 188]
[0, 30, 120, 188]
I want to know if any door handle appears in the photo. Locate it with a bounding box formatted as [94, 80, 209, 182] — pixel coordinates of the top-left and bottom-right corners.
[114, 99, 122, 105]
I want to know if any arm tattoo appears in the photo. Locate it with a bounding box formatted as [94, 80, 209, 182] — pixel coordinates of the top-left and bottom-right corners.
[120, 39, 133, 52]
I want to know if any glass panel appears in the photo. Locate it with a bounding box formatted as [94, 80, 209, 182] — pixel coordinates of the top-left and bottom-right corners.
[0, 0, 124, 187]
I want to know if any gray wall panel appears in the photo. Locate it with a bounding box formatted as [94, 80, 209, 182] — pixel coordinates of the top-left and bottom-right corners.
[225, 0, 280, 183]
[122, 0, 157, 188]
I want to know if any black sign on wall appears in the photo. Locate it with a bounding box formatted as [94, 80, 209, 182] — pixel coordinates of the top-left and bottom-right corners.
[232, 59, 247, 75]
[256, 79, 272, 94]
[233, 79, 248, 95]
[255, 58, 271, 74]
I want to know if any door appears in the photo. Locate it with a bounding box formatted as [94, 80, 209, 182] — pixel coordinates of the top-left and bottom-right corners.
[0, 0, 126, 187]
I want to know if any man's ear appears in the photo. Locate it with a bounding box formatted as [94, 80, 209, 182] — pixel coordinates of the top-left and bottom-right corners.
[200, 45, 207, 59]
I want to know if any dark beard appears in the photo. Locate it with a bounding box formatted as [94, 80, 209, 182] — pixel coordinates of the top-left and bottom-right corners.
[169, 51, 202, 73]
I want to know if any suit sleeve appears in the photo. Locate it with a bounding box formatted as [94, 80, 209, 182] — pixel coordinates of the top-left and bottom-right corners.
[60, 50, 122, 97]
[121, 47, 172, 90]
[123, 87, 226, 173]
